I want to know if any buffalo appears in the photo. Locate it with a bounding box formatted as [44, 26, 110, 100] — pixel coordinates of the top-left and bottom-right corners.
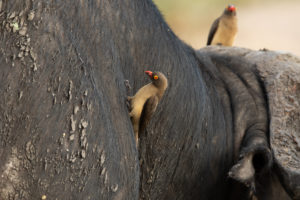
[0, 0, 299, 199]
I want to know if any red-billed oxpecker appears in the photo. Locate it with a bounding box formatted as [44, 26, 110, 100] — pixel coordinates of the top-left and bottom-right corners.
[207, 4, 237, 46]
[128, 71, 168, 146]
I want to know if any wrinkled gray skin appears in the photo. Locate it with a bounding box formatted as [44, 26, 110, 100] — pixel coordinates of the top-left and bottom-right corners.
[201, 46, 300, 200]
[0, 0, 297, 199]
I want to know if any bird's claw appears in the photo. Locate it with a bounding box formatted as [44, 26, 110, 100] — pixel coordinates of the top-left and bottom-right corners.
[126, 96, 132, 111]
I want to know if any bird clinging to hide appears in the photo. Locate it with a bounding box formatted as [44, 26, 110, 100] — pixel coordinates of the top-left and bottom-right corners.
[128, 71, 168, 146]
[206, 4, 237, 46]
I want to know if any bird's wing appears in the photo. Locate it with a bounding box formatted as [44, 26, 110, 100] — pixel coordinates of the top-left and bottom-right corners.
[207, 17, 220, 45]
[139, 96, 159, 135]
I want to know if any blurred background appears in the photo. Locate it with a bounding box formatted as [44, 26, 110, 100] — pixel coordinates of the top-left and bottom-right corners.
[153, 0, 300, 57]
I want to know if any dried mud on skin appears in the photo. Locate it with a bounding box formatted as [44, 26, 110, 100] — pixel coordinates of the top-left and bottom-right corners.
[200, 46, 300, 199]
[0, 1, 138, 199]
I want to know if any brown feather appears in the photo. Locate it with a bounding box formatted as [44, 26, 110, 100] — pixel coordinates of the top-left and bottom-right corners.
[207, 17, 220, 45]
[139, 96, 159, 135]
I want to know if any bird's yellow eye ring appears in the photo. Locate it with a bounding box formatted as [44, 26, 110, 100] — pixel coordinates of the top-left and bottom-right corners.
[154, 75, 158, 80]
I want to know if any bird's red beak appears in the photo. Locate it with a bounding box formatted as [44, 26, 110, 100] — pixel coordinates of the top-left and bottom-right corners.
[228, 5, 236, 12]
[145, 70, 153, 78]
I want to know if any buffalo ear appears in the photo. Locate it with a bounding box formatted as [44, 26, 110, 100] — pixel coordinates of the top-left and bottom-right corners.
[228, 153, 255, 189]
[228, 153, 255, 186]
[228, 146, 272, 195]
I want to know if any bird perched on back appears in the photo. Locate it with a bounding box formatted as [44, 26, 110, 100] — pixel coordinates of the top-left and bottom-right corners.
[128, 71, 168, 146]
[206, 4, 237, 46]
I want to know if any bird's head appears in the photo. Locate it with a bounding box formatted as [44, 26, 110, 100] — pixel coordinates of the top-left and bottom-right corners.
[225, 4, 236, 16]
[145, 70, 168, 89]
